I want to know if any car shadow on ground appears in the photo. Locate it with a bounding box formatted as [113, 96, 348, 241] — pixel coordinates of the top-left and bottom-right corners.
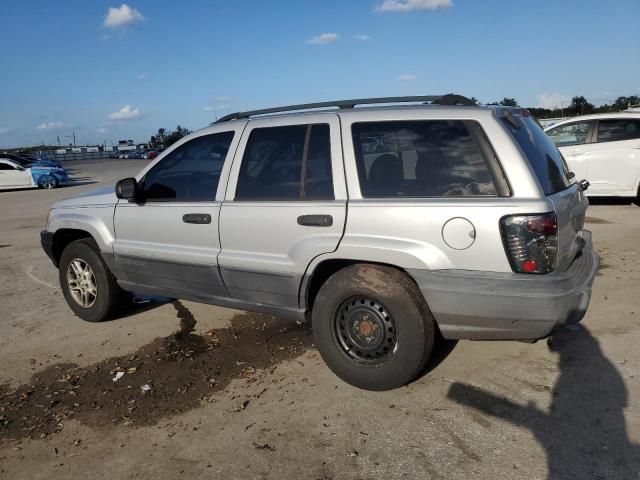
[447, 326, 640, 479]
[588, 196, 639, 207]
[64, 180, 98, 188]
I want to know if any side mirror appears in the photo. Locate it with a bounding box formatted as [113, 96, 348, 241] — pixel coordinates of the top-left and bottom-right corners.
[115, 177, 138, 200]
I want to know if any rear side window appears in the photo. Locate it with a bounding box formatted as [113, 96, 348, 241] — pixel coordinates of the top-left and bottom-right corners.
[351, 120, 499, 198]
[596, 119, 640, 143]
[142, 131, 234, 201]
[505, 115, 572, 195]
[546, 121, 592, 147]
[235, 124, 333, 200]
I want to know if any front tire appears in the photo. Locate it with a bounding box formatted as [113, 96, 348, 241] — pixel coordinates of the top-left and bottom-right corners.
[59, 239, 125, 322]
[312, 264, 435, 391]
[38, 175, 58, 189]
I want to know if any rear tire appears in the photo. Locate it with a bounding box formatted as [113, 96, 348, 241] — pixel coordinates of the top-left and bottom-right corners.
[312, 264, 435, 390]
[59, 239, 125, 322]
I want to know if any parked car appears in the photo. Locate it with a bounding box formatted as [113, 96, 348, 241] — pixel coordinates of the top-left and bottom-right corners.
[0, 155, 69, 190]
[545, 112, 640, 198]
[41, 95, 597, 390]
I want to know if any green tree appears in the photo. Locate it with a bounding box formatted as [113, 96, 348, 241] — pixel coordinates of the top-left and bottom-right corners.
[569, 96, 594, 115]
[499, 97, 519, 107]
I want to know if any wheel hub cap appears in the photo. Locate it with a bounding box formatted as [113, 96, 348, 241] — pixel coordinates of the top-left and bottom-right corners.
[334, 296, 397, 363]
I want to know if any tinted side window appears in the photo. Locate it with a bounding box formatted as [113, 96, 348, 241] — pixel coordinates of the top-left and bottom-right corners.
[0, 162, 15, 170]
[142, 131, 234, 201]
[352, 120, 498, 198]
[596, 119, 640, 143]
[505, 115, 572, 195]
[546, 121, 592, 147]
[235, 124, 333, 200]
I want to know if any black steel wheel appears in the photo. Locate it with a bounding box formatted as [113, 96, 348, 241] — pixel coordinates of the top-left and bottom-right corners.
[333, 296, 397, 364]
[312, 264, 435, 390]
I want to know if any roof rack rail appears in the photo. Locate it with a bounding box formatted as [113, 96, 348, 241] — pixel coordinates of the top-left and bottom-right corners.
[213, 94, 476, 123]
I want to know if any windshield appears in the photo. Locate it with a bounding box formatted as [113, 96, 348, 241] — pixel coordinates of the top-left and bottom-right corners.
[8, 156, 31, 167]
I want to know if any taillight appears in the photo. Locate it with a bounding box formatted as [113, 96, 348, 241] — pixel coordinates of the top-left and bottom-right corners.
[500, 213, 557, 274]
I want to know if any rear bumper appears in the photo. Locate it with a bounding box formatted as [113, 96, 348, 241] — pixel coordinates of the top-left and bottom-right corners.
[40, 230, 57, 266]
[409, 231, 598, 341]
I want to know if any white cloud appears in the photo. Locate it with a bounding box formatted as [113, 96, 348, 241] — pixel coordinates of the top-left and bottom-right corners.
[307, 33, 338, 45]
[397, 74, 417, 81]
[97, 127, 107, 133]
[104, 4, 144, 28]
[0, 127, 11, 135]
[535, 93, 570, 109]
[36, 121, 65, 130]
[376, 0, 452, 12]
[354, 34, 371, 41]
[204, 101, 232, 112]
[108, 105, 140, 120]
[137, 74, 147, 79]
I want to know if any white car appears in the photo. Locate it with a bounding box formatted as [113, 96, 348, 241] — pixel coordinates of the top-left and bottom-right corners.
[0, 157, 69, 190]
[545, 113, 640, 198]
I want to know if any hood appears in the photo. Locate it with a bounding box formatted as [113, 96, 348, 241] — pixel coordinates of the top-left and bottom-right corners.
[52, 184, 118, 209]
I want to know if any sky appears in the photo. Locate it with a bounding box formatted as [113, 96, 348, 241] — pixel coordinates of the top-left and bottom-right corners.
[1, 0, 639, 148]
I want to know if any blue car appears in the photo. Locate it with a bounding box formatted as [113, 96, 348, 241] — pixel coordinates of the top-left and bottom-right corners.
[0, 155, 69, 190]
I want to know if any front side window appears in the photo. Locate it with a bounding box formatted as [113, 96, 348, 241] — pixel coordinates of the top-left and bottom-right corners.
[235, 124, 333, 200]
[0, 162, 16, 170]
[596, 119, 640, 143]
[546, 121, 592, 147]
[352, 120, 498, 198]
[142, 131, 234, 201]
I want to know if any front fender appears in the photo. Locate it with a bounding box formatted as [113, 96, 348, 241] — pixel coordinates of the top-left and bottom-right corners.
[48, 208, 116, 253]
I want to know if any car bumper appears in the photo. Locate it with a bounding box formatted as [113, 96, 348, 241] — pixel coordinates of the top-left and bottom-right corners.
[40, 230, 57, 266]
[409, 231, 598, 341]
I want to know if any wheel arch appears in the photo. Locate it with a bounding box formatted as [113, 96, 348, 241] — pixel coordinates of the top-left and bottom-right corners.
[301, 257, 425, 313]
[51, 228, 94, 266]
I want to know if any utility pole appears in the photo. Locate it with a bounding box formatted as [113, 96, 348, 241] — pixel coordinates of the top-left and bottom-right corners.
[57, 135, 61, 147]
[73, 131, 76, 147]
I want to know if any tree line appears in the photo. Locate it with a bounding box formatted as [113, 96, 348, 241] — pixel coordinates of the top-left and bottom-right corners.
[470, 95, 639, 118]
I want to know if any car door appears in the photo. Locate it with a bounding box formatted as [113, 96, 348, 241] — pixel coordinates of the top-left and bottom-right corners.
[112, 126, 244, 298]
[218, 114, 347, 311]
[546, 120, 594, 182]
[0, 160, 32, 187]
[584, 118, 640, 195]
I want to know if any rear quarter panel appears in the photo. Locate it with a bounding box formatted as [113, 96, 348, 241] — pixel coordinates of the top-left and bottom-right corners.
[317, 107, 552, 273]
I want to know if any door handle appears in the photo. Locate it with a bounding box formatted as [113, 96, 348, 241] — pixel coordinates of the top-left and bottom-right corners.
[297, 214, 333, 227]
[182, 213, 211, 224]
[569, 150, 585, 156]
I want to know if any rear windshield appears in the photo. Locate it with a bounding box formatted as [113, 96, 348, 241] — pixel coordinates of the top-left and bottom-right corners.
[503, 113, 572, 195]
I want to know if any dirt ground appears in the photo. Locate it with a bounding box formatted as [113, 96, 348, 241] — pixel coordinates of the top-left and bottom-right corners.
[1, 160, 639, 479]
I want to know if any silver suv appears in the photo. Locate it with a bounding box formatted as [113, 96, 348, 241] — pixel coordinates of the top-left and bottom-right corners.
[41, 95, 598, 390]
